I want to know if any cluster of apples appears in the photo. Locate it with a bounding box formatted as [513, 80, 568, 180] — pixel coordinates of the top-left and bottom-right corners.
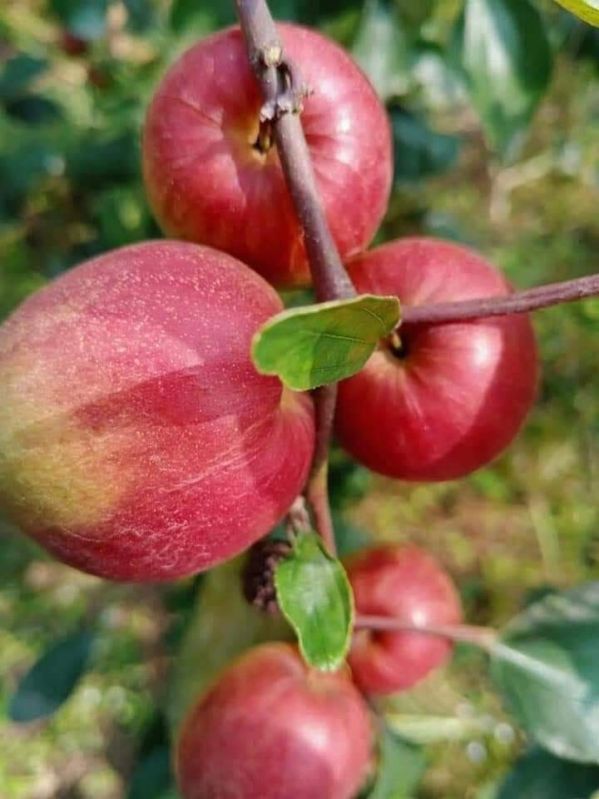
[177, 544, 462, 799]
[0, 22, 538, 583]
[0, 22, 538, 798]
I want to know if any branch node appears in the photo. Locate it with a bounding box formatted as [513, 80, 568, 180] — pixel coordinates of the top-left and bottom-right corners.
[261, 41, 282, 67]
[259, 60, 312, 121]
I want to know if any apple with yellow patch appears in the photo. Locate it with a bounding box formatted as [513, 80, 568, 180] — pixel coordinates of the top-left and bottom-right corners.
[0, 241, 314, 581]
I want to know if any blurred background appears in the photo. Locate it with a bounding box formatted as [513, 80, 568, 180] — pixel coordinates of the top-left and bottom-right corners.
[0, 0, 598, 797]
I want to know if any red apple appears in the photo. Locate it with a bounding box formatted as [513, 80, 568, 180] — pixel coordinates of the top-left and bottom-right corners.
[336, 237, 538, 481]
[142, 23, 392, 288]
[0, 241, 314, 582]
[176, 642, 373, 799]
[347, 545, 463, 695]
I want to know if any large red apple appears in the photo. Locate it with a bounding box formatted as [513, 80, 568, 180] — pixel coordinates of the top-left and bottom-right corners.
[0, 241, 314, 582]
[336, 238, 538, 481]
[347, 545, 463, 695]
[142, 23, 392, 288]
[176, 643, 373, 799]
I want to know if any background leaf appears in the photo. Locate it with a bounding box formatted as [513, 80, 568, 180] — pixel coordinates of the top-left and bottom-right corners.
[554, 0, 599, 26]
[458, 0, 553, 158]
[367, 728, 427, 799]
[275, 533, 354, 671]
[252, 294, 400, 391]
[50, 0, 109, 40]
[351, 0, 408, 100]
[167, 557, 289, 735]
[497, 747, 599, 798]
[491, 582, 599, 763]
[9, 629, 95, 722]
[391, 107, 461, 184]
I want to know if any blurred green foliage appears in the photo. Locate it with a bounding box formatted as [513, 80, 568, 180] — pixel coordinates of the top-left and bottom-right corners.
[0, 0, 598, 797]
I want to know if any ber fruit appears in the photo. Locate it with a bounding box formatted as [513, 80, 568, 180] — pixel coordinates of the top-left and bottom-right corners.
[347, 545, 463, 695]
[0, 241, 314, 582]
[337, 237, 538, 481]
[176, 642, 373, 799]
[142, 23, 392, 288]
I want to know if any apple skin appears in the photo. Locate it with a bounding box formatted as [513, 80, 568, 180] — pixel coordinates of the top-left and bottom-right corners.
[336, 237, 538, 481]
[347, 545, 463, 695]
[142, 23, 392, 288]
[176, 642, 373, 799]
[0, 241, 314, 582]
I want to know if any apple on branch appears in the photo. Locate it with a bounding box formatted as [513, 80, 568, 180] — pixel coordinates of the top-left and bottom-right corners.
[347, 545, 463, 695]
[176, 642, 373, 799]
[336, 237, 539, 481]
[0, 241, 315, 582]
[142, 23, 392, 288]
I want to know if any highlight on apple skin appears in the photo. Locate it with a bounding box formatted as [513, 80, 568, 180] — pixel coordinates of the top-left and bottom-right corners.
[336, 237, 539, 481]
[142, 23, 392, 288]
[0, 241, 315, 582]
[176, 642, 373, 799]
[347, 545, 463, 695]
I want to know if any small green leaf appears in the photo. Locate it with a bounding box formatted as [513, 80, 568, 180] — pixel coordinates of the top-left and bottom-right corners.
[252, 294, 400, 391]
[491, 582, 599, 763]
[498, 747, 599, 799]
[274, 533, 354, 671]
[555, 0, 599, 26]
[457, 0, 552, 159]
[9, 630, 95, 722]
[367, 728, 427, 799]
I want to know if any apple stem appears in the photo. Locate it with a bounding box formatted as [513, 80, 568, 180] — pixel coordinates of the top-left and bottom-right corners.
[304, 385, 337, 554]
[236, 0, 358, 557]
[402, 271, 599, 327]
[354, 614, 498, 652]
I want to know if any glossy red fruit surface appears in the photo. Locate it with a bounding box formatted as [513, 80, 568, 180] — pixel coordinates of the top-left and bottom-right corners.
[142, 23, 392, 288]
[0, 241, 314, 581]
[176, 642, 373, 799]
[336, 237, 538, 481]
[347, 545, 463, 695]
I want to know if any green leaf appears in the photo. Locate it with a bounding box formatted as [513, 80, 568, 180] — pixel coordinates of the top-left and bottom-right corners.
[367, 728, 427, 799]
[554, 0, 599, 27]
[391, 107, 461, 184]
[498, 747, 599, 798]
[491, 582, 599, 763]
[458, 0, 552, 159]
[252, 294, 400, 391]
[9, 630, 95, 722]
[274, 533, 354, 671]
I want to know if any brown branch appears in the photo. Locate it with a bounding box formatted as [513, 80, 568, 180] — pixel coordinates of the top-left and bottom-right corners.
[236, 0, 357, 556]
[355, 614, 498, 652]
[403, 272, 599, 327]
[234, 0, 355, 304]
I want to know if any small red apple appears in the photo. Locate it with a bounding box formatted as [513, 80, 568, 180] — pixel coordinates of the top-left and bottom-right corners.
[336, 237, 538, 481]
[142, 23, 392, 288]
[347, 545, 463, 695]
[176, 642, 373, 799]
[0, 241, 314, 581]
